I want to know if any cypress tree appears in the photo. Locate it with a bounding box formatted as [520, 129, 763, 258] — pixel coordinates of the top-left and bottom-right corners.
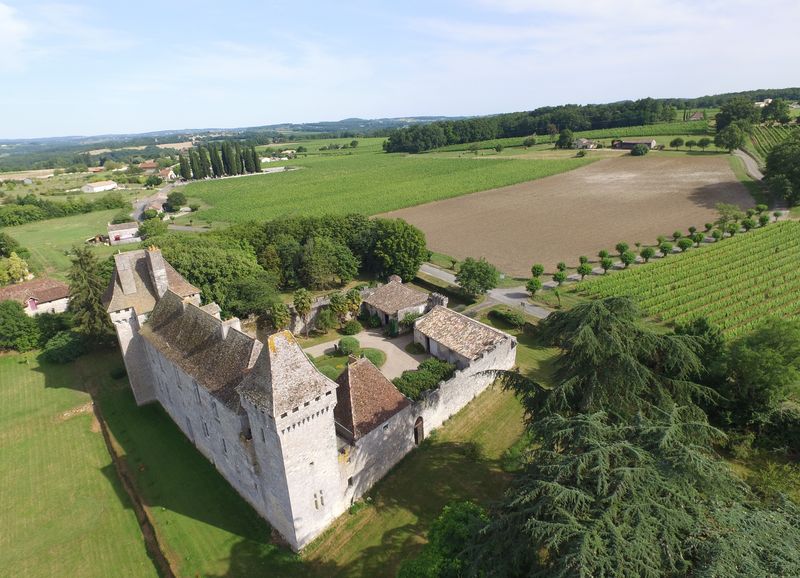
[188, 150, 202, 180]
[209, 145, 224, 177]
[252, 146, 262, 172]
[198, 147, 212, 178]
[243, 146, 255, 173]
[67, 246, 114, 343]
[178, 154, 191, 180]
[234, 143, 244, 174]
[221, 142, 234, 175]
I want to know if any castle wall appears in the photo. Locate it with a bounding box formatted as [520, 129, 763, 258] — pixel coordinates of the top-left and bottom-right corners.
[339, 334, 517, 507]
[111, 308, 157, 405]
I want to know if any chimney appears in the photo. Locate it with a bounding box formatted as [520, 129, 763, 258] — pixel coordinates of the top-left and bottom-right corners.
[145, 247, 169, 298]
[428, 292, 448, 310]
[115, 253, 137, 295]
[220, 317, 241, 339]
[388, 274, 402, 284]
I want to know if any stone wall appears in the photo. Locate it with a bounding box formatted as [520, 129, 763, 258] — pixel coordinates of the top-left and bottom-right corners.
[111, 308, 157, 405]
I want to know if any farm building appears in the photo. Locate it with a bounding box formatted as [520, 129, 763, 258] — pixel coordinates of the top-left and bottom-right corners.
[361, 275, 444, 326]
[754, 98, 773, 108]
[105, 249, 515, 551]
[81, 180, 117, 193]
[159, 167, 177, 181]
[138, 160, 159, 172]
[107, 222, 141, 245]
[87, 166, 104, 173]
[413, 305, 510, 370]
[612, 139, 657, 150]
[0, 277, 70, 316]
[689, 111, 705, 121]
[575, 138, 597, 149]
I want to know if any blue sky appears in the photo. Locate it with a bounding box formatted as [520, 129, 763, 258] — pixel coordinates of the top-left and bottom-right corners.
[1, 0, 797, 138]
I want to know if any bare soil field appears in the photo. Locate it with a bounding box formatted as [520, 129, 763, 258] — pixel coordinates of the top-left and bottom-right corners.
[383, 154, 754, 276]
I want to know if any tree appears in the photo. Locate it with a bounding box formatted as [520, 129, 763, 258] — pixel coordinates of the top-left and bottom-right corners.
[672, 230, 683, 242]
[697, 137, 712, 151]
[691, 232, 705, 246]
[494, 144, 503, 153]
[724, 318, 800, 426]
[328, 292, 349, 327]
[138, 218, 168, 239]
[1, 252, 29, 283]
[715, 122, 746, 152]
[716, 202, 744, 226]
[67, 246, 114, 343]
[556, 261, 566, 272]
[522, 136, 536, 148]
[741, 217, 756, 231]
[456, 257, 499, 297]
[178, 154, 191, 180]
[686, 139, 697, 150]
[660, 241, 674, 256]
[372, 219, 427, 281]
[188, 149, 203, 179]
[252, 146, 262, 172]
[166, 190, 186, 210]
[762, 98, 791, 124]
[144, 175, 163, 188]
[600, 257, 613, 273]
[555, 129, 574, 149]
[715, 96, 760, 131]
[350, 140, 359, 148]
[530, 263, 544, 277]
[209, 146, 225, 177]
[631, 143, 649, 156]
[300, 237, 359, 289]
[198, 147, 212, 178]
[677, 238, 694, 252]
[552, 271, 566, 285]
[765, 134, 800, 206]
[759, 214, 770, 227]
[670, 137, 684, 149]
[0, 300, 40, 351]
[526, 277, 542, 297]
[640, 246, 656, 262]
[345, 287, 362, 319]
[292, 288, 313, 337]
[269, 302, 291, 330]
[567, 263, 588, 282]
[598, 249, 609, 259]
[615, 242, 628, 256]
[620, 249, 636, 267]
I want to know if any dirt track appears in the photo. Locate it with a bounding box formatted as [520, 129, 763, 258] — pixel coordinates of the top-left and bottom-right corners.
[383, 154, 754, 276]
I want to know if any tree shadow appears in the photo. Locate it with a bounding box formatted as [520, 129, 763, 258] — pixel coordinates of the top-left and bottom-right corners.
[687, 182, 755, 211]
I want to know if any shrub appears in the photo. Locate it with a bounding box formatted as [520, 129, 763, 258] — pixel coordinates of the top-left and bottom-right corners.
[0, 300, 40, 351]
[36, 312, 72, 344]
[366, 314, 382, 329]
[315, 308, 336, 332]
[530, 263, 544, 277]
[388, 318, 399, 337]
[488, 308, 525, 329]
[556, 261, 567, 272]
[711, 229, 724, 241]
[363, 348, 386, 367]
[677, 238, 694, 252]
[393, 358, 456, 400]
[630, 143, 649, 156]
[319, 365, 341, 380]
[40, 331, 87, 364]
[338, 336, 359, 356]
[341, 319, 363, 335]
[400, 312, 421, 328]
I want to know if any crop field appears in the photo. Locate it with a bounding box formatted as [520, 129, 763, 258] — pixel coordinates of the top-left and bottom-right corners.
[184, 151, 596, 223]
[385, 154, 754, 277]
[577, 221, 800, 336]
[0, 353, 156, 578]
[747, 125, 798, 163]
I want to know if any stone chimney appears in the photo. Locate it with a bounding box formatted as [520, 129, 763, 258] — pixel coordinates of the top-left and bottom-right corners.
[428, 292, 448, 310]
[145, 247, 169, 298]
[220, 317, 241, 339]
[388, 274, 402, 284]
[115, 253, 137, 295]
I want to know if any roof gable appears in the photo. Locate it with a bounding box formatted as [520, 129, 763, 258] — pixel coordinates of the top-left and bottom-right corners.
[415, 305, 510, 360]
[0, 277, 69, 305]
[363, 280, 428, 315]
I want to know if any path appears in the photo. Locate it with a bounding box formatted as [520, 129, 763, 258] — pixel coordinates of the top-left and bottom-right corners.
[733, 148, 789, 212]
[131, 181, 179, 221]
[420, 262, 552, 320]
[302, 329, 426, 379]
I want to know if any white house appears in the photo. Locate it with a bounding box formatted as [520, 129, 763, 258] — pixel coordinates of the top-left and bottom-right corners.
[108, 222, 141, 245]
[82, 180, 118, 193]
[575, 138, 597, 149]
[0, 277, 70, 316]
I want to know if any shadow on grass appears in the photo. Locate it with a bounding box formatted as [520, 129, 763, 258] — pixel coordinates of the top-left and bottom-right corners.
[36, 350, 338, 577]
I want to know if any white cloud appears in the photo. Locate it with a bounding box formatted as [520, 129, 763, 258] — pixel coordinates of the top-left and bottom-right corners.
[0, 3, 32, 71]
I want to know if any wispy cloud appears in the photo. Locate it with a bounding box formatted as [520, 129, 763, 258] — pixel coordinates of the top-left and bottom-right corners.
[0, 3, 32, 71]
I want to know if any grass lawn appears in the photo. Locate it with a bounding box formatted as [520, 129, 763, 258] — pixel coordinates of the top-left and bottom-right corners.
[0, 353, 157, 578]
[6, 209, 137, 279]
[729, 154, 769, 205]
[185, 150, 595, 223]
[313, 348, 386, 380]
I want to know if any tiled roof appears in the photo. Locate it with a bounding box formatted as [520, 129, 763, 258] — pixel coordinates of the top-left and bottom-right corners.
[335, 356, 409, 441]
[107, 222, 139, 232]
[85, 180, 117, 188]
[415, 305, 509, 360]
[140, 291, 260, 408]
[239, 331, 338, 417]
[103, 249, 199, 315]
[363, 280, 428, 316]
[0, 277, 69, 305]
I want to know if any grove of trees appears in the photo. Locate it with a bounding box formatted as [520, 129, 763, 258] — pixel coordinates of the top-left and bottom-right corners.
[177, 141, 262, 180]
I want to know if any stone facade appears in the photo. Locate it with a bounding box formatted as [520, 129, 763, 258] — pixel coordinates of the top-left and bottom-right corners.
[106, 253, 515, 551]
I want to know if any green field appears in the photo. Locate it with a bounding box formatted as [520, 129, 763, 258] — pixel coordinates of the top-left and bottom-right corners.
[6, 209, 136, 279]
[185, 151, 595, 223]
[747, 124, 798, 163]
[577, 221, 800, 336]
[0, 353, 157, 577]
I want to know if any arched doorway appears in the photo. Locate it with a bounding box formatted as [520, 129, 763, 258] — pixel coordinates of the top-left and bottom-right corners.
[414, 417, 424, 446]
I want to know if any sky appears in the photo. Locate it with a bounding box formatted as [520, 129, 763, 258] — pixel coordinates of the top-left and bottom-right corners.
[1, 0, 798, 139]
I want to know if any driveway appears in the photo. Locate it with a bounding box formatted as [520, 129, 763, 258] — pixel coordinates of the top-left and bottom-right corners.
[303, 329, 426, 379]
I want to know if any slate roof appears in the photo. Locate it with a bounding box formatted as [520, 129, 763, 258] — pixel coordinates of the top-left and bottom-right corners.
[0, 277, 69, 305]
[140, 290, 260, 408]
[107, 221, 139, 232]
[103, 249, 198, 315]
[238, 331, 338, 417]
[363, 279, 428, 316]
[335, 356, 410, 441]
[415, 305, 509, 360]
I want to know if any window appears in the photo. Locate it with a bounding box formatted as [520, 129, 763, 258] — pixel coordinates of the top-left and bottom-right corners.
[347, 477, 353, 487]
[313, 493, 319, 510]
[212, 401, 219, 419]
[222, 438, 227, 454]
[194, 383, 202, 405]
[320, 490, 325, 507]
[260, 428, 266, 443]
[202, 421, 209, 438]
[383, 424, 389, 432]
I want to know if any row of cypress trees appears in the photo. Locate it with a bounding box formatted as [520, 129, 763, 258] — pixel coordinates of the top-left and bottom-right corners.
[178, 142, 262, 180]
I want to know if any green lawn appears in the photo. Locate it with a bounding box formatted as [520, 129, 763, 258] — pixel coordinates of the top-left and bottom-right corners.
[185, 151, 595, 223]
[0, 353, 157, 578]
[313, 348, 386, 380]
[729, 154, 769, 205]
[6, 209, 137, 279]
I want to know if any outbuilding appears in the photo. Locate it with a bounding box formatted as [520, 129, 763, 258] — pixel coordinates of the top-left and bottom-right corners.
[108, 222, 141, 245]
[362, 276, 430, 326]
[612, 139, 657, 150]
[0, 277, 70, 316]
[81, 180, 118, 193]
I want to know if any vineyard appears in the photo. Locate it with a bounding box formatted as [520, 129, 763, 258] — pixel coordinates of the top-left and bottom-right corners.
[748, 124, 798, 162]
[577, 221, 800, 336]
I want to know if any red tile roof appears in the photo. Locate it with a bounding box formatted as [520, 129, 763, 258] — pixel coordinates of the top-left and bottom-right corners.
[0, 277, 69, 305]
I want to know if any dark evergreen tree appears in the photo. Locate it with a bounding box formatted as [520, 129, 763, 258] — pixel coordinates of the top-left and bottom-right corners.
[67, 246, 114, 343]
[209, 145, 224, 177]
[221, 142, 235, 175]
[234, 143, 244, 174]
[252, 146, 262, 172]
[178, 154, 191, 180]
[243, 145, 255, 173]
[198, 147, 212, 179]
[188, 150, 202, 180]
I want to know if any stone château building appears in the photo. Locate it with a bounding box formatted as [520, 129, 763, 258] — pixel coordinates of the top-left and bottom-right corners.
[104, 247, 516, 550]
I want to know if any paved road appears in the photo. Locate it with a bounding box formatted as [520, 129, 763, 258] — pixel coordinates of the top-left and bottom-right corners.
[733, 149, 764, 181]
[131, 182, 177, 221]
[420, 262, 552, 320]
